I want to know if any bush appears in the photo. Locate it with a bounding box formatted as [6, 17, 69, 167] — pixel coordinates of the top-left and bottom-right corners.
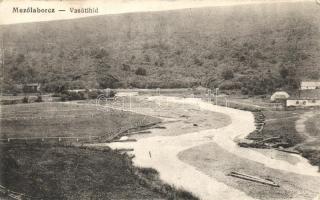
[241, 87, 249, 95]
[22, 96, 28, 103]
[107, 90, 116, 98]
[56, 89, 116, 101]
[219, 81, 242, 90]
[96, 74, 121, 89]
[67, 91, 85, 101]
[135, 67, 147, 76]
[279, 67, 289, 79]
[88, 90, 100, 99]
[35, 95, 43, 102]
[194, 57, 203, 66]
[52, 93, 61, 97]
[221, 68, 234, 80]
[121, 64, 130, 71]
[88, 90, 116, 99]
[42, 81, 69, 93]
[56, 91, 86, 101]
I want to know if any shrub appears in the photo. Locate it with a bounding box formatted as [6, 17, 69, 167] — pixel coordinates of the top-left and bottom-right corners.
[279, 67, 289, 79]
[135, 67, 147, 76]
[144, 55, 151, 62]
[121, 64, 130, 71]
[67, 91, 85, 100]
[88, 90, 100, 99]
[35, 95, 43, 102]
[138, 167, 158, 177]
[250, 61, 259, 69]
[60, 94, 68, 102]
[107, 90, 116, 98]
[22, 96, 28, 103]
[56, 91, 86, 101]
[221, 68, 234, 80]
[96, 74, 121, 89]
[52, 93, 61, 97]
[88, 90, 116, 99]
[241, 87, 249, 95]
[219, 81, 242, 90]
[194, 57, 203, 66]
[206, 53, 214, 59]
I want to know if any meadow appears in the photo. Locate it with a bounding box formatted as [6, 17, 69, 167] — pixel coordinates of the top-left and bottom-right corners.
[0, 101, 199, 199]
[0, 144, 166, 200]
[0, 102, 160, 140]
[300, 112, 320, 168]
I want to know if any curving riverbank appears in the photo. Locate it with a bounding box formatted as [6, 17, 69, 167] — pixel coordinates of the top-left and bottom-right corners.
[88, 96, 320, 200]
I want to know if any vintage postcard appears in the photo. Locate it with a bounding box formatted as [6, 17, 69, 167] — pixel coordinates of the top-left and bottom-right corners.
[0, 0, 319, 199]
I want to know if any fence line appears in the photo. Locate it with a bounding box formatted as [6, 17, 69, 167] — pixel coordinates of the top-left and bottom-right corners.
[0, 136, 101, 143]
[2, 108, 97, 114]
[1, 105, 132, 121]
[0, 113, 100, 121]
[0, 111, 126, 120]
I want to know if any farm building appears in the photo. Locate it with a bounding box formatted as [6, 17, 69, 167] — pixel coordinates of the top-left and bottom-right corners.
[16, 83, 41, 93]
[300, 81, 320, 90]
[287, 89, 320, 107]
[270, 91, 290, 102]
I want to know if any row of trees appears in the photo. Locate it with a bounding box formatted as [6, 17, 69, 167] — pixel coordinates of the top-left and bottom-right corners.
[53, 89, 116, 101]
[214, 65, 300, 95]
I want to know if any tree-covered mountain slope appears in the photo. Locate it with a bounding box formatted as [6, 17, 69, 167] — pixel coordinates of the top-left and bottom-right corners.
[1, 1, 320, 94]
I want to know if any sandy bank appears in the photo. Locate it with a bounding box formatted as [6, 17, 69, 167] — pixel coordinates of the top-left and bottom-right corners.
[87, 96, 320, 200]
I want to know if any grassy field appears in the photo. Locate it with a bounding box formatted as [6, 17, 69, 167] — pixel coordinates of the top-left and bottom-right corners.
[245, 107, 320, 170]
[0, 102, 160, 140]
[219, 96, 320, 170]
[179, 142, 320, 200]
[249, 110, 305, 145]
[298, 112, 320, 169]
[305, 113, 320, 138]
[0, 143, 167, 200]
[0, 101, 199, 199]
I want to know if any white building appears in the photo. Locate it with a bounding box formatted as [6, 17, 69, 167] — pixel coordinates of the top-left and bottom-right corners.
[287, 89, 320, 107]
[300, 81, 320, 90]
[270, 91, 290, 102]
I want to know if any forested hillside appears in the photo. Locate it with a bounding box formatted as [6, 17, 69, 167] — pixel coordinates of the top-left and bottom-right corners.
[1, 1, 320, 95]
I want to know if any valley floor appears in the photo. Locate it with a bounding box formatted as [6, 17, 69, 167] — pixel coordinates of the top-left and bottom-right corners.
[1, 94, 320, 200]
[88, 95, 320, 200]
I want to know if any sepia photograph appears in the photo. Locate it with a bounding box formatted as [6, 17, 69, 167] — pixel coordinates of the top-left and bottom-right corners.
[0, 0, 319, 199]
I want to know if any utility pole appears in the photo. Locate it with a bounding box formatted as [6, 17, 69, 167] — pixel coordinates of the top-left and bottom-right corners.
[215, 88, 219, 105]
[129, 93, 132, 111]
[1, 32, 4, 96]
[207, 89, 211, 103]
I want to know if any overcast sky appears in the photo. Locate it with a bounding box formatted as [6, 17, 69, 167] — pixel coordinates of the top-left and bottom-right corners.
[0, 0, 311, 25]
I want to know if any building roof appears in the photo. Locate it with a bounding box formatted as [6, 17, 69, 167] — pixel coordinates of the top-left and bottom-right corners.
[289, 89, 320, 100]
[194, 86, 208, 91]
[271, 91, 290, 101]
[25, 83, 40, 86]
[16, 83, 40, 86]
[301, 81, 320, 87]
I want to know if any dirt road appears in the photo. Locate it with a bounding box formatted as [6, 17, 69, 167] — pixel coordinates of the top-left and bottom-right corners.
[87, 96, 320, 200]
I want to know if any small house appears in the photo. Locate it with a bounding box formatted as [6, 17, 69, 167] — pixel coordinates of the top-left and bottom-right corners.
[287, 89, 320, 107]
[300, 81, 320, 90]
[16, 83, 41, 93]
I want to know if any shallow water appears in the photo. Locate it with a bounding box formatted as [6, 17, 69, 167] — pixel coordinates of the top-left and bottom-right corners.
[88, 96, 320, 200]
